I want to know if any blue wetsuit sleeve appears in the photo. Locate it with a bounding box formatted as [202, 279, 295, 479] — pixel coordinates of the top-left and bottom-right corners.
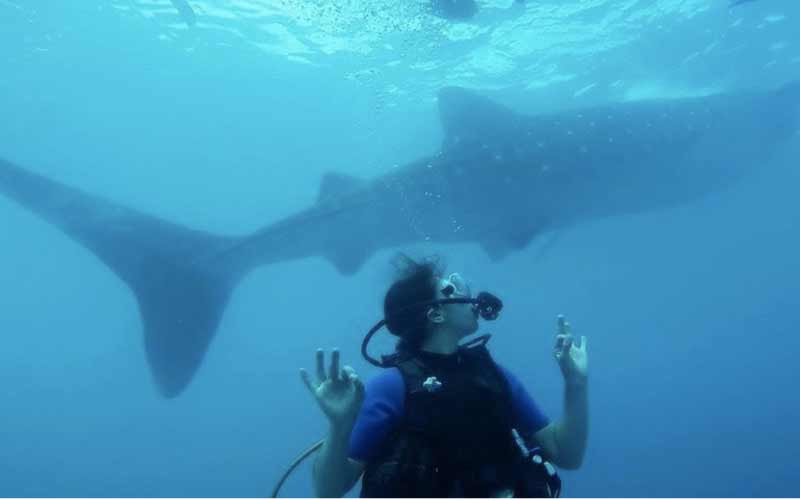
[497, 364, 551, 434]
[347, 367, 405, 463]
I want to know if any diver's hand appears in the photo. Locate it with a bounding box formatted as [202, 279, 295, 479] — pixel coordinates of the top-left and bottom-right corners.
[553, 315, 588, 387]
[300, 349, 365, 429]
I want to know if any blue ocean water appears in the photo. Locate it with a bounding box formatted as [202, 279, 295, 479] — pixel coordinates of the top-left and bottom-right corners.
[0, 0, 798, 496]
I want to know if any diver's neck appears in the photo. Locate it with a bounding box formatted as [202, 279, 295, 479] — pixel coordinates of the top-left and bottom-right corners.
[420, 329, 460, 355]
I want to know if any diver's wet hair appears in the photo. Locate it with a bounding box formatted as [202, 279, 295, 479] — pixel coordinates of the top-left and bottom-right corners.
[384, 254, 443, 353]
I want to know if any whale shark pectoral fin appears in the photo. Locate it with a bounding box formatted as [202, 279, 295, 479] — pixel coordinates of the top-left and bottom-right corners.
[481, 238, 515, 261]
[532, 229, 564, 263]
[317, 172, 363, 203]
[325, 244, 372, 276]
[479, 223, 545, 261]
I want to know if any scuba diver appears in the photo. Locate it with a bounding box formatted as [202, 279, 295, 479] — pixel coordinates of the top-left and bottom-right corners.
[430, 0, 526, 21]
[297, 256, 589, 497]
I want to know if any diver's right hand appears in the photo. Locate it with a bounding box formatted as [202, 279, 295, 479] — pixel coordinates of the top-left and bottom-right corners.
[301, 349, 365, 428]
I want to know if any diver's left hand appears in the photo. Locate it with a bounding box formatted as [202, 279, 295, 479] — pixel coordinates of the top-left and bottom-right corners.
[553, 315, 588, 387]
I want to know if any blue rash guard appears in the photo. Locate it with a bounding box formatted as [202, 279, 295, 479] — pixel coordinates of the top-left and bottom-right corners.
[348, 364, 550, 463]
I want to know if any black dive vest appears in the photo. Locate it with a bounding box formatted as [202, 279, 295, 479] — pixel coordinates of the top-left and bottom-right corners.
[361, 337, 559, 498]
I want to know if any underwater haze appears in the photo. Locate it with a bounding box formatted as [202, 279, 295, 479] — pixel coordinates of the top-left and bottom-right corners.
[1, 0, 799, 497]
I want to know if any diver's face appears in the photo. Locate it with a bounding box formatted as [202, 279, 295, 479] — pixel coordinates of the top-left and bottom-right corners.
[433, 273, 479, 336]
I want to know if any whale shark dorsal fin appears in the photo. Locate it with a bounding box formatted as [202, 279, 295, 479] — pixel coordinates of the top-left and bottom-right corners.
[317, 172, 362, 203]
[437, 86, 520, 150]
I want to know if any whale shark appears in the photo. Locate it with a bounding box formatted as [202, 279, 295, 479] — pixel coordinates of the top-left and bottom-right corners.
[1, 82, 797, 397]
[729, 0, 758, 6]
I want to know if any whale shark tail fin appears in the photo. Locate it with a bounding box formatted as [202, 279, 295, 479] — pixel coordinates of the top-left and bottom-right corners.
[0, 158, 244, 397]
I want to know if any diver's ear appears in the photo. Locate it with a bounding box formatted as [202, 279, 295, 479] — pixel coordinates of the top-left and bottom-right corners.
[427, 306, 445, 324]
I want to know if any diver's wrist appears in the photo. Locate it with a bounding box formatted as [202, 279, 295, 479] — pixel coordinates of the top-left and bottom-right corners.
[329, 420, 356, 439]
